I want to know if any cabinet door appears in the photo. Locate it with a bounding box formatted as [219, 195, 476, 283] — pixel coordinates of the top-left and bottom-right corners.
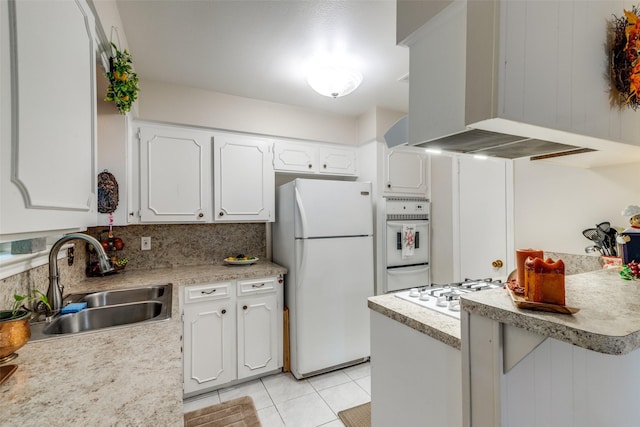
[183, 300, 236, 394]
[1, 0, 97, 237]
[237, 294, 279, 379]
[383, 146, 430, 196]
[213, 133, 274, 222]
[273, 140, 317, 173]
[318, 145, 357, 176]
[138, 125, 212, 223]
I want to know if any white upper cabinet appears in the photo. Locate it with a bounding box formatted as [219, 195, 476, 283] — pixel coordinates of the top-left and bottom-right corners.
[318, 145, 357, 176]
[138, 124, 213, 223]
[383, 145, 430, 197]
[273, 139, 357, 176]
[213, 132, 274, 222]
[1, 0, 97, 239]
[273, 140, 318, 173]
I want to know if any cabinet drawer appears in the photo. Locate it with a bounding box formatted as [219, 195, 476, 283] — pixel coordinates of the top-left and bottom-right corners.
[237, 276, 278, 296]
[184, 282, 232, 303]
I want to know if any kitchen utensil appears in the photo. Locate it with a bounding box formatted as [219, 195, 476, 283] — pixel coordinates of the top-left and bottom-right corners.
[596, 222, 615, 256]
[583, 228, 606, 252]
[585, 245, 603, 255]
[606, 228, 619, 257]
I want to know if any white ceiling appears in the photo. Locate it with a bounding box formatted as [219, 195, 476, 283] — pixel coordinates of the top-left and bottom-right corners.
[114, 0, 409, 117]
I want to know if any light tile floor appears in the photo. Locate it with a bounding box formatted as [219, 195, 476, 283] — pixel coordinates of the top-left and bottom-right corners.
[183, 362, 371, 427]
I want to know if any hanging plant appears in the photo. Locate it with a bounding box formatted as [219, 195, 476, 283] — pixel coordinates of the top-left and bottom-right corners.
[104, 42, 140, 114]
[611, 6, 640, 110]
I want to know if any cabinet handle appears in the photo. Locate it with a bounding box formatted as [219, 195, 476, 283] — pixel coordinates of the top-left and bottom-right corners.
[492, 260, 504, 268]
[201, 289, 216, 295]
[243, 305, 248, 310]
[252, 283, 265, 288]
[221, 309, 226, 314]
[198, 212, 204, 218]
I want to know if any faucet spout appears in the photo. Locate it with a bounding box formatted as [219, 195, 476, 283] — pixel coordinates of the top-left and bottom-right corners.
[48, 233, 114, 312]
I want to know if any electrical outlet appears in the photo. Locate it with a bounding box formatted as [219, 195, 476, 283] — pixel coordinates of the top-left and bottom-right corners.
[141, 236, 151, 251]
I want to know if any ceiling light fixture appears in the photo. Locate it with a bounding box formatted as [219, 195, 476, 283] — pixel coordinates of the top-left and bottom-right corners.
[307, 67, 363, 98]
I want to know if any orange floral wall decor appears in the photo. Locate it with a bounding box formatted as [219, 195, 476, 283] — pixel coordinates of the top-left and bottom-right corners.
[611, 6, 640, 110]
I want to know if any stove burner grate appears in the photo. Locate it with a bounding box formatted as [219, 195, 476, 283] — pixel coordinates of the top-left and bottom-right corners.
[394, 279, 503, 319]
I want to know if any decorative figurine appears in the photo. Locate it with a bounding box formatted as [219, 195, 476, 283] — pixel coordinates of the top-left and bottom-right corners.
[617, 205, 640, 264]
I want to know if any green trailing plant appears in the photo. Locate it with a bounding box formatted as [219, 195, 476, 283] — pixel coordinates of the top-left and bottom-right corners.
[10, 290, 51, 317]
[104, 42, 140, 114]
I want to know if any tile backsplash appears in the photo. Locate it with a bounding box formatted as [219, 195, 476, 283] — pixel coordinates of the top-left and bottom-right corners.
[0, 223, 266, 308]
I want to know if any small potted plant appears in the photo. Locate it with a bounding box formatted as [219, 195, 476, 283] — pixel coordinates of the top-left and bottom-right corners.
[104, 42, 140, 114]
[0, 291, 51, 364]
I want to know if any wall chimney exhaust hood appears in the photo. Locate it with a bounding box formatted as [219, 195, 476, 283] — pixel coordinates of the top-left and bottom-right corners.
[414, 128, 588, 160]
[384, 116, 408, 148]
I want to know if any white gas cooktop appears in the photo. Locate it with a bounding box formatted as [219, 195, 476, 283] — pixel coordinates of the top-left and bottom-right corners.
[394, 280, 503, 319]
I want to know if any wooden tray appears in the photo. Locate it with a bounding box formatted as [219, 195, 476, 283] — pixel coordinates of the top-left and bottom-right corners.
[507, 288, 579, 315]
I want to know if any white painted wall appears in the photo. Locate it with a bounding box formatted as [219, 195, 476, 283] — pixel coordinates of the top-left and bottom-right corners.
[513, 159, 640, 254]
[136, 80, 358, 145]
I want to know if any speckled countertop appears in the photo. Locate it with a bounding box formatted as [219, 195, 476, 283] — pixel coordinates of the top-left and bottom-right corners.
[368, 294, 462, 349]
[2, 262, 286, 427]
[461, 269, 640, 355]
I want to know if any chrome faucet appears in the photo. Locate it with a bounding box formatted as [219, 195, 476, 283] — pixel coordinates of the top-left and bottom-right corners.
[47, 233, 114, 312]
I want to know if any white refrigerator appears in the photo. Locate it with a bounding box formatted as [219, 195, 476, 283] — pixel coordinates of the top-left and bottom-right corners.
[272, 179, 374, 379]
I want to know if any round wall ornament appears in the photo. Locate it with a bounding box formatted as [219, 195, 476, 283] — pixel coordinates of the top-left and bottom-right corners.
[611, 6, 640, 110]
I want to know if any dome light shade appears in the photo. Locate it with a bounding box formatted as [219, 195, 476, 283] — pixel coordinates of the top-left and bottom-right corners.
[307, 67, 363, 98]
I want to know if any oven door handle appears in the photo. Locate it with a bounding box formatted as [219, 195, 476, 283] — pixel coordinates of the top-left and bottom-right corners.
[387, 265, 430, 275]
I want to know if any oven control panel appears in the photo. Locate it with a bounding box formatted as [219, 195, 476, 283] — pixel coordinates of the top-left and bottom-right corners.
[386, 199, 429, 217]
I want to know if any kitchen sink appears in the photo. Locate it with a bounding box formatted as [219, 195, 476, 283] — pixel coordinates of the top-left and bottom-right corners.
[42, 301, 165, 335]
[30, 283, 172, 340]
[68, 284, 170, 308]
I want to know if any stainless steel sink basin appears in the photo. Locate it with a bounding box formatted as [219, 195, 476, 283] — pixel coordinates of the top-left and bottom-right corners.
[30, 283, 172, 340]
[70, 285, 169, 308]
[43, 302, 165, 335]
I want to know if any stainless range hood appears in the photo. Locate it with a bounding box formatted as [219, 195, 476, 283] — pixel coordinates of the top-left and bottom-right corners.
[414, 128, 590, 160]
[383, 116, 591, 159]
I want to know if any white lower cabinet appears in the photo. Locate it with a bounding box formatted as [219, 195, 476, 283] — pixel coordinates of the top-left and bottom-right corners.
[182, 282, 235, 395]
[182, 276, 283, 396]
[237, 276, 280, 379]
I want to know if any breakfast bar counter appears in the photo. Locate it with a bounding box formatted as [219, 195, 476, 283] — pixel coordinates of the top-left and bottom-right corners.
[459, 269, 640, 427]
[461, 269, 640, 355]
[2, 262, 286, 426]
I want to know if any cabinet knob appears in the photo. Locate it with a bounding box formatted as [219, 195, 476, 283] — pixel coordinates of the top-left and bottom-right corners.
[219, 212, 224, 217]
[323, 164, 327, 168]
[308, 164, 313, 169]
[387, 183, 392, 188]
[129, 212, 134, 217]
[243, 305, 248, 310]
[198, 212, 204, 218]
[492, 260, 504, 268]
[221, 309, 226, 314]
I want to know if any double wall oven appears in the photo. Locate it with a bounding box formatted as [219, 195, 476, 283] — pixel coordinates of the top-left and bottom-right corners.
[383, 197, 430, 293]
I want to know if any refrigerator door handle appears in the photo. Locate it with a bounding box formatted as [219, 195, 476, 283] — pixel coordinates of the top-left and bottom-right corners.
[297, 239, 307, 288]
[295, 187, 309, 238]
